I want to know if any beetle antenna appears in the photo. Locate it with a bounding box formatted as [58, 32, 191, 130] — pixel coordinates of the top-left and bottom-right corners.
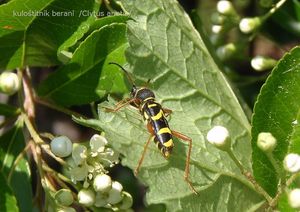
[109, 62, 136, 87]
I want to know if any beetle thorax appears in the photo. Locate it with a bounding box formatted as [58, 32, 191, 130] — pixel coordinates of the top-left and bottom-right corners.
[131, 87, 155, 101]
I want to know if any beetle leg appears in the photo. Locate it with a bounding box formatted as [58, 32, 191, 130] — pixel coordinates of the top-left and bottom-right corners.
[172, 130, 198, 194]
[105, 98, 137, 112]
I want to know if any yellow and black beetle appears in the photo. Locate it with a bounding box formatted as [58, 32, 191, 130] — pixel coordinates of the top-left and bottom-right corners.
[107, 62, 197, 194]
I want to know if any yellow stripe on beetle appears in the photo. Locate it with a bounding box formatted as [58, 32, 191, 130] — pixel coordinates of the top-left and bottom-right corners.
[151, 110, 164, 120]
[163, 139, 174, 148]
[143, 112, 149, 120]
[158, 127, 172, 135]
[148, 103, 158, 108]
[144, 97, 155, 102]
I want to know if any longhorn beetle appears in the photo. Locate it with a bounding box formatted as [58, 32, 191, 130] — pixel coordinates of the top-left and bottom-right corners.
[107, 62, 197, 194]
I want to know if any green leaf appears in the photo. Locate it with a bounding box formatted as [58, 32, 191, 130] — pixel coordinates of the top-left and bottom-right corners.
[0, 103, 19, 117]
[0, 121, 32, 211]
[38, 23, 128, 106]
[85, 15, 129, 39]
[58, 9, 126, 64]
[0, 172, 18, 212]
[75, 0, 265, 210]
[251, 46, 300, 196]
[289, 110, 300, 154]
[0, 0, 99, 69]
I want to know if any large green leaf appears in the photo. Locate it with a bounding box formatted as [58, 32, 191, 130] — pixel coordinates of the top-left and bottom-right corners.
[251, 47, 300, 196]
[0, 121, 32, 212]
[75, 0, 265, 210]
[0, 172, 18, 212]
[38, 23, 128, 106]
[0, 0, 98, 69]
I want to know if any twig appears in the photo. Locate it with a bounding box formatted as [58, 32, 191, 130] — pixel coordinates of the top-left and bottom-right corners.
[23, 113, 44, 144]
[39, 132, 55, 140]
[22, 67, 36, 120]
[42, 163, 72, 186]
[40, 144, 68, 166]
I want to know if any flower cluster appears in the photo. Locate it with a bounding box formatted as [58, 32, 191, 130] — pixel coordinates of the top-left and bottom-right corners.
[78, 174, 133, 210]
[68, 134, 119, 184]
[50, 134, 133, 210]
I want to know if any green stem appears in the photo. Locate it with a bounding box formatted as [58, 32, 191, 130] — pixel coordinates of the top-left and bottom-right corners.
[262, 0, 288, 21]
[268, 172, 300, 208]
[226, 149, 245, 173]
[42, 163, 72, 185]
[35, 97, 87, 119]
[226, 148, 273, 203]
[249, 0, 288, 41]
[286, 172, 300, 186]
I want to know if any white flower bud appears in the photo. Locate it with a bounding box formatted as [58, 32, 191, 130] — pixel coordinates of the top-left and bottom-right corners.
[0, 71, 20, 95]
[118, 192, 133, 210]
[72, 144, 87, 165]
[212, 25, 223, 34]
[93, 174, 112, 193]
[284, 153, 300, 173]
[94, 192, 107, 207]
[107, 181, 123, 204]
[216, 43, 237, 61]
[90, 134, 108, 156]
[257, 132, 277, 153]
[288, 188, 300, 208]
[217, 1, 235, 15]
[239, 17, 261, 33]
[206, 126, 230, 150]
[78, 189, 95, 207]
[50, 136, 73, 158]
[55, 189, 73, 206]
[251, 56, 277, 71]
